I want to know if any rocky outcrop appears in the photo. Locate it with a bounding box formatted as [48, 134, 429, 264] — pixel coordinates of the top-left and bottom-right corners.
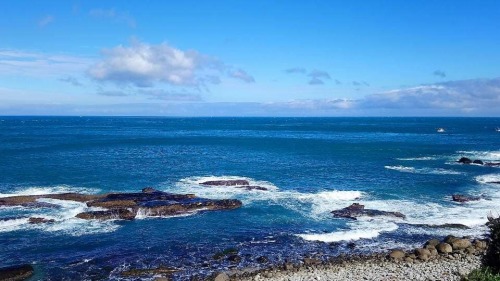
[458, 157, 472, 164]
[457, 157, 500, 167]
[452, 194, 481, 203]
[28, 217, 55, 224]
[0, 264, 34, 281]
[200, 179, 268, 191]
[331, 203, 405, 220]
[0, 188, 242, 221]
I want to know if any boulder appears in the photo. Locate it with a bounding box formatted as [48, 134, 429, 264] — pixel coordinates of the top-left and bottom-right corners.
[331, 203, 405, 220]
[415, 248, 431, 260]
[28, 217, 55, 224]
[436, 243, 453, 254]
[425, 239, 440, 247]
[472, 160, 484, 165]
[452, 194, 481, 203]
[0, 264, 34, 281]
[484, 162, 500, 167]
[389, 250, 405, 260]
[473, 240, 488, 250]
[214, 272, 230, 281]
[458, 157, 472, 164]
[200, 180, 250, 186]
[444, 235, 459, 244]
[451, 239, 472, 250]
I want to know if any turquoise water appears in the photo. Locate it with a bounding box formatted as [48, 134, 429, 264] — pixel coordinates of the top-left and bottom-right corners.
[0, 117, 499, 280]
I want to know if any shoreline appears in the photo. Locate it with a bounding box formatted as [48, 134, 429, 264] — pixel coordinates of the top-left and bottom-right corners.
[212, 235, 488, 281]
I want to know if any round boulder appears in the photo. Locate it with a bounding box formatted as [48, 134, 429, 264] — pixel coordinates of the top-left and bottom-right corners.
[451, 239, 472, 250]
[389, 250, 405, 260]
[436, 243, 453, 254]
[425, 239, 440, 248]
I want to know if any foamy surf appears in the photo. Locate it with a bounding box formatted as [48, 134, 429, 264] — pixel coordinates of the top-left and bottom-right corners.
[0, 185, 99, 198]
[396, 157, 437, 161]
[384, 165, 463, 175]
[456, 150, 500, 161]
[476, 174, 500, 184]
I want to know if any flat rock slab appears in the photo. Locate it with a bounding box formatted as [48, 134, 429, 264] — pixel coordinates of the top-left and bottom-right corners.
[0, 264, 34, 281]
[331, 203, 405, 220]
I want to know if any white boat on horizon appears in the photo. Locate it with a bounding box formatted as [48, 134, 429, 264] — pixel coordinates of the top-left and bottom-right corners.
[437, 128, 446, 133]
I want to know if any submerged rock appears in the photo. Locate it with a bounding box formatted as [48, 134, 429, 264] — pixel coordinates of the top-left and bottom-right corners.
[28, 217, 55, 224]
[472, 159, 484, 165]
[200, 180, 250, 186]
[452, 194, 481, 203]
[0, 193, 104, 208]
[76, 209, 136, 220]
[457, 157, 472, 164]
[0, 264, 34, 281]
[331, 203, 405, 220]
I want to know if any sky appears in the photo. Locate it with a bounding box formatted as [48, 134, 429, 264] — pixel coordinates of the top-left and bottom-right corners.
[0, 0, 499, 116]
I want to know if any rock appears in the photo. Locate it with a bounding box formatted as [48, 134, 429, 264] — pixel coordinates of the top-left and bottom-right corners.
[227, 255, 241, 263]
[451, 239, 472, 250]
[284, 263, 294, 270]
[429, 248, 438, 256]
[141, 187, 158, 193]
[465, 247, 476, 255]
[404, 257, 413, 263]
[389, 250, 405, 260]
[331, 203, 405, 220]
[473, 240, 488, 250]
[121, 266, 178, 277]
[472, 160, 484, 165]
[425, 239, 440, 247]
[484, 162, 500, 167]
[214, 272, 229, 281]
[234, 186, 268, 191]
[444, 235, 459, 244]
[458, 157, 472, 164]
[76, 209, 136, 220]
[303, 258, 321, 265]
[0, 193, 104, 208]
[452, 194, 481, 203]
[200, 180, 250, 186]
[256, 256, 269, 263]
[436, 243, 453, 253]
[415, 248, 431, 261]
[28, 217, 55, 224]
[0, 264, 34, 281]
[409, 223, 471, 229]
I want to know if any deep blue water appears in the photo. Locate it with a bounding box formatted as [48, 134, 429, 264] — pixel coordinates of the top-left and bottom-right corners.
[0, 117, 499, 280]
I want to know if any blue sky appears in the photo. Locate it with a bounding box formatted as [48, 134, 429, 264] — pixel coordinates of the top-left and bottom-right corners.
[0, 0, 499, 116]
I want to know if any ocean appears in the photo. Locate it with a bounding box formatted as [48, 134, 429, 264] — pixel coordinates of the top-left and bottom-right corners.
[0, 117, 499, 280]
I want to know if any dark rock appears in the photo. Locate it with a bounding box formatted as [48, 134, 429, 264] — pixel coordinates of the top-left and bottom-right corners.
[458, 157, 472, 164]
[121, 266, 178, 277]
[0, 193, 104, 208]
[141, 187, 158, 193]
[0, 264, 34, 281]
[485, 162, 500, 167]
[408, 223, 470, 230]
[452, 194, 481, 203]
[347, 242, 356, 249]
[200, 180, 250, 186]
[227, 255, 241, 263]
[472, 160, 484, 165]
[76, 209, 136, 220]
[234, 186, 268, 191]
[28, 217, 55, 224]
[331, 203, 405, 220]
[256, 256, 269, 264]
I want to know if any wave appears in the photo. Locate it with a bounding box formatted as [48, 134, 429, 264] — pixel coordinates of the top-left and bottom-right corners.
[384, 165, 463, 175]
[456, 150, 500, 161]
[396, 157, 437, 161]
[297, 219, 398, 242]
[476, 174, 500, 184]
[0, 185, 99, 198]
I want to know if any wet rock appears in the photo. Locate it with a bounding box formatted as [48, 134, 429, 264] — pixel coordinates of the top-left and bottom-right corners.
[76, 209, 136, 220]
[472, 159, 484, 165]
[451, 239, 472, 250]
[452, 194, 481, 203]
[331, 203, 405, 220]
[200, 180, 250, 186]
[234, 185, 268, 191]
[484, 162, 500, 167]
[458, 157, 472, 164]
[28, 217, 55, 224]
[436, 243, 453, 253]
[121, 266, 178, 277]
[136, 199, 242, 217]
[256, 256, 269, 264]
[389, 250, 405, 260]
[444, 235, 459, 244]
[0, 193, 104, 207]
[87, 200, 137, 209]
[0, 264, 34, 281]
[409, 223, 471, 229]
[425, 239, 440, 247]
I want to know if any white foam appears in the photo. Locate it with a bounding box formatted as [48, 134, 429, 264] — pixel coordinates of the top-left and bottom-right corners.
[396, 157, 437, 161]
[0, 218, 29, 233]
[0, 185, 99, 198]
[476, 174, 500, 184]
[456, 150, 500, 161]
[298, 219, 398, 242]
[384, 166, 462, 175]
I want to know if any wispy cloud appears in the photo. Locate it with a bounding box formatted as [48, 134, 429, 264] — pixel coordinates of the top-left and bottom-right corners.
[433, 70, 446, 78]
[89, 8, 136, 28]
[285, 67, 307, 74]
[97, 88, 202, 101]
[59, 76, 83, 87]
[38, 15, 54, 27]
[229, 68, 255, 83]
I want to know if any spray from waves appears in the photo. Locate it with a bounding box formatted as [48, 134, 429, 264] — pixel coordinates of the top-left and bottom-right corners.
[0, 185, 100, 198]
[396, 157, 437, 161]
[384, 165, 463, 175]
[297, 219, 399, 243]
[476, 174, 500, 184]
[171, 176, 363, 220]
[0, 186, 119, 236]
[455, 150, 500, 161]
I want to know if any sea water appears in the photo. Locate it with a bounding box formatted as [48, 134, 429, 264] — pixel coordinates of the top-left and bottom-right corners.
[0, 117, 499, 279]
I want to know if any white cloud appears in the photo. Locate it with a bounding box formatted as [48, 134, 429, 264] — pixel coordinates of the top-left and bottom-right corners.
[38, 15, 54, 27]
[89, 8, 136, 28]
